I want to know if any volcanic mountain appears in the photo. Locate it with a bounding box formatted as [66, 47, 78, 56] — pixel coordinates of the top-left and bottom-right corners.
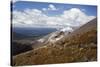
[12, 18, 97, 66]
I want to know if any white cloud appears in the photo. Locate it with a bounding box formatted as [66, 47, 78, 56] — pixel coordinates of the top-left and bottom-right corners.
[12, 8, 95, 29]
[61, 8, 95, 26]
[42, 4, 58, 11]
[48, 4, 57, 10]
[42, 8, 47, 11]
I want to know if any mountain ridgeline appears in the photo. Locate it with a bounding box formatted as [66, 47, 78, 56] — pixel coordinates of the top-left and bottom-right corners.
[12, 18, 97, 66]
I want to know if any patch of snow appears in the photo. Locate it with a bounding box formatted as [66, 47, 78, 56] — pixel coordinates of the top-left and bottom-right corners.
[60, 27, 73, 32]
[37, 39, 45, 43]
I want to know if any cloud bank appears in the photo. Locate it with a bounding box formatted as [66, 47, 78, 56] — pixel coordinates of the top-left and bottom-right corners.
[12, 5, 95, 29]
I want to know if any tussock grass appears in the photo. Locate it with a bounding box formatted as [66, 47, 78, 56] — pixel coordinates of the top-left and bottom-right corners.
[12, 20, 97, 66]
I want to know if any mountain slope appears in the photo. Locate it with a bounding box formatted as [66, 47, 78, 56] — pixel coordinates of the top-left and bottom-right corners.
[12, 18, 97, 66]
[68, 17, 97, 37]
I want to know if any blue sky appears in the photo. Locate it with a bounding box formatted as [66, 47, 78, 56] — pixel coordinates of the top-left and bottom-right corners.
[12, 1, 97, 28]
[13, 1, 97, 16]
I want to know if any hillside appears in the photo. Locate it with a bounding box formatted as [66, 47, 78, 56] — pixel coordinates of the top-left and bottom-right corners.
[12, 18, 97, 66]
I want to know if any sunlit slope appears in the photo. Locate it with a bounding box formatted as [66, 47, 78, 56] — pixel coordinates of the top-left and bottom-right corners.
[12, 18, 97, 66]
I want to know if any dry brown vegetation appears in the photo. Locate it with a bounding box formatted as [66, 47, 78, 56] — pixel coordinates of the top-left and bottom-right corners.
[11, 18, 97, 66]
[12, 29, 97, 66]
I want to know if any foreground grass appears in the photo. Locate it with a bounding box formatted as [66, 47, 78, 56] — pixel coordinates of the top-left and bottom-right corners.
[12, 29, 97, 66]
